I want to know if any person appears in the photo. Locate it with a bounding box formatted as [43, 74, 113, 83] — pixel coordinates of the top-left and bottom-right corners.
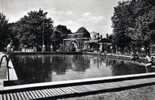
[42, 44, 46, 52]
[131, 52, 139, 62]
[71, 43, 76, 52]
[33, 46, 37, 52]
[6, 41, 13, 52]
[145, 54, 152, 68]
[50, 44, 53, 52]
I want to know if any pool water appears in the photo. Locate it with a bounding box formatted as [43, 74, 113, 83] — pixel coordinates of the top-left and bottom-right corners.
[10, 54, 152, 85]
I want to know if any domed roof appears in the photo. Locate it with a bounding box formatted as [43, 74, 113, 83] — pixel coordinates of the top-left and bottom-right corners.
[75, 27, 90, 38]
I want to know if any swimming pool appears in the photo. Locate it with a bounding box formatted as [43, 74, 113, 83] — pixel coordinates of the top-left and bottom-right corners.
[9, 54, 152, 86]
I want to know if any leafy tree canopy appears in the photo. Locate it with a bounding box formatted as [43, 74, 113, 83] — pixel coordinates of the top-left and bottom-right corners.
[112, 0, 155, 52]
[51, 25, 72, 39]
[11, 9, 53, 51]
[50, 25, 72, 51]
[0, 13, 10, 50]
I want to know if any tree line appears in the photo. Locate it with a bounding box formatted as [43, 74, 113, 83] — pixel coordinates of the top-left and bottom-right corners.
[1, 0, 155, 53]
[0, 9, 84, 51]
[111, 0, 155, 54]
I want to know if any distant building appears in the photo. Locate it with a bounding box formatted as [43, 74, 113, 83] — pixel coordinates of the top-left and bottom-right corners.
[63, 33, 90, 52]
[150, 44, 155, 55]
[91, 32, 101, 40]
[84, 35, 112, 52]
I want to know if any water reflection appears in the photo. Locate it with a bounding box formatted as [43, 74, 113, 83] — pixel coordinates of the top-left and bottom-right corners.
[50, 55, 72, 75]
[111, 60, 146, 75]
[12, 55, 52, 84]
[11, 55, 154, 85]
[12, 55, 90, 84]
[72, 55, 90, 72]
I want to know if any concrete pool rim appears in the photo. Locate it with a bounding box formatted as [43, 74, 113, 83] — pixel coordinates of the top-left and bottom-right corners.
[1, 72, 155, 93]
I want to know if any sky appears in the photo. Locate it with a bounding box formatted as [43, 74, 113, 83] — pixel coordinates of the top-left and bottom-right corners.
[0, 0, 125, 37]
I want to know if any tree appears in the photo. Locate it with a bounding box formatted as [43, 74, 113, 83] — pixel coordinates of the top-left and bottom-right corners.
[55, 25, 72, 38]
[112, 30, 131, 53]
[9, 23, 19, 50]
[0, 13, 10, 51]
[50, 25, 72, 51]
[112, 0, 155, 53]
[112, 1, 133, 52]
[12, 9, 53, 51]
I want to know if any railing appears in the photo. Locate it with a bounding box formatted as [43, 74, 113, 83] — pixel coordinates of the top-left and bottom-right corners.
[0, 54, 10, 81]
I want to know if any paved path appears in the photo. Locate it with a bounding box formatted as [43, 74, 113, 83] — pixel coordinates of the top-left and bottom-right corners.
[1, 72, 155, 100]
[62, 85, 155, 100]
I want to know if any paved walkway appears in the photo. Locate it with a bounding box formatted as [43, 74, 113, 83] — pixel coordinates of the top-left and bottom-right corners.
[1, 72, 155, 100]
[62, 85, 155, 100]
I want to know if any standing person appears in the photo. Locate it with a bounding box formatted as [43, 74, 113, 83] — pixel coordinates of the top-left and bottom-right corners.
[50, 44, 53, 52]
[42, 44, 46, 52]
[131, 52, 139, 62]
[71, 43, 76, 52]
[6, 41, 13, 53]
[145, 54, 152, 68]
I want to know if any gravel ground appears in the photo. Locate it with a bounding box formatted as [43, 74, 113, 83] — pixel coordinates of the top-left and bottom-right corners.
[59, 85, 155, 100]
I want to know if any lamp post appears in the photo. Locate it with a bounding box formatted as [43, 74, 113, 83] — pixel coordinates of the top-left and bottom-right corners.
[1, 0, 3, 13]
[42, 18, 45, 52]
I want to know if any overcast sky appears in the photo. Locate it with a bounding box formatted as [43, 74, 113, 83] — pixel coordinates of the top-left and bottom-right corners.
[0, 0, 125, 36]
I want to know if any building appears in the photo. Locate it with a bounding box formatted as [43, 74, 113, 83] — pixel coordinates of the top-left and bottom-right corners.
[63, 33, 90, 52]
[150, 44, 155, 56]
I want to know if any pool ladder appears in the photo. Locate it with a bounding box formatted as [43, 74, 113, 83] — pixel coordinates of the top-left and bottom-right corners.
[0, 54, 10, 81]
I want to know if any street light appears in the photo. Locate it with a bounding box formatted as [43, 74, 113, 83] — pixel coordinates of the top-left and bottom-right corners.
[42, 18, 45, 52]
[1, 0, 3, 13]
[141, 47, 145, 51]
